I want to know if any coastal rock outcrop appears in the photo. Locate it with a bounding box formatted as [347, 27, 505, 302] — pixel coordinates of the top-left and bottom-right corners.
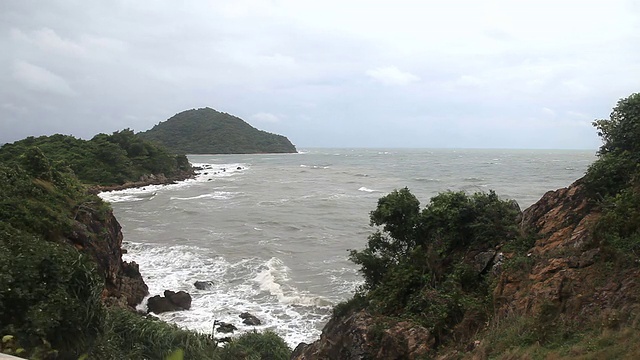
[494, 179, 601, 316]
[147, 290, 192, 314]
[291, 310, 433, 360]
[67, 206, 148, 307]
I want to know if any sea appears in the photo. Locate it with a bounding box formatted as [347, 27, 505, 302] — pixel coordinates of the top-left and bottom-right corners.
[98, 148, 596, 347]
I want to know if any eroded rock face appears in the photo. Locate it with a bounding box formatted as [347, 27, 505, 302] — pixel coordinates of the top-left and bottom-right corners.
[291, 310, 433, 360]
[67, 206, 148, 307]
[493, 179, 640, 322]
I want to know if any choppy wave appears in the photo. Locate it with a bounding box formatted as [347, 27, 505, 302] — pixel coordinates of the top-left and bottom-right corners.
[124, 243, 333, 347]
[170, 191, 237, 201]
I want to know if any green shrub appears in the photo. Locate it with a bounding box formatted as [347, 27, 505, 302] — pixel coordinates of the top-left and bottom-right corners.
[218, 330, 291, 360]
[0, 223, 104, 357]
[89, 307, 218, 360]
[348, 188, 520, 345]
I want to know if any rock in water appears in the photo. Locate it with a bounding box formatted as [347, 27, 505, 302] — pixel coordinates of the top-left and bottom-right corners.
[216, 322, 238, 333]
[164, 290, 192, 310]
[147, 290, 192, 314]
[239, 312, 262, 326]
[194, 280, 214, 290]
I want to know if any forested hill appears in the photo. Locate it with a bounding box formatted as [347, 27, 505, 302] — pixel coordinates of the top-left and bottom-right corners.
[0, 130, 193, 186]
[137, 108, 297, 154]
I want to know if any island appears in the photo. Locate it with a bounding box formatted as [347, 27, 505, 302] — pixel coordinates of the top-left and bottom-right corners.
[137, 108, 297, 154]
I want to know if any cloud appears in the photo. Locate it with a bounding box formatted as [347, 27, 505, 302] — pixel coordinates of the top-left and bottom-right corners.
[12, 61, 76, 96]
[251, 112, 281, 123]
[11, 27, 86, 56]
[366, 66, 420, 86]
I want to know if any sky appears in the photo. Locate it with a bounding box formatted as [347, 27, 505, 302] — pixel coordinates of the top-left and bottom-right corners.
[1, 1, 639, 149]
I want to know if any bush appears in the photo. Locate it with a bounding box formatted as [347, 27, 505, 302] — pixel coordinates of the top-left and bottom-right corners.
[218, 331, 291, 360]
[89, 307, 217, 360]
[0, 223, 104, 357]
[584, 93, 640, 260]
[348, 188, 520, 345]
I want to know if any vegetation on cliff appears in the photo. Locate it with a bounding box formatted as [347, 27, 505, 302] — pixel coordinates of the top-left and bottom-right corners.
[0, 146, 289, 358]
[584, 93, 640, 259]
[0, 129, 192, 186]
[336, 189, 520, 347]
[137, 107, 297, 154]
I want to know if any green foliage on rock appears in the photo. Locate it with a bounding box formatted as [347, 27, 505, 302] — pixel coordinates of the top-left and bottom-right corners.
[0, 223, 104, 358]
[348, 188, 520, 344]
[584, 93, 640, 197]
[0, 154, 106, 358]
[217, 331, 291, 360]
[584, 93, 640, 260]
[138, 107, 297, 154]
[0, 129, 192, 186]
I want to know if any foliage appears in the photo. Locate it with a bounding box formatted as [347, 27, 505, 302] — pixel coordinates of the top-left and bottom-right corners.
[0, 223, 104, 358]
[138, 107, 297, 154]
[217, 330, 291, 360]
[89, 307, 217, 360]
[583, 93, 640, 261]
[348, 188, 520, 344]
[0, 130, 192, 186]
[0, 151, 98, 242]
[584, 93, 640, 197]
[0, 152, 289, 359]
[592, 189, 640, 259]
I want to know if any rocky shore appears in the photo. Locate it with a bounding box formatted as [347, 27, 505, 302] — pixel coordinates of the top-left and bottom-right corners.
[87, 169, 195, 194]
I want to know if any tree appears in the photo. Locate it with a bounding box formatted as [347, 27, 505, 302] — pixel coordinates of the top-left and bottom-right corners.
[585, 93, 640, 197]
[593, 93, 640, 156]
[350, 188, 519, 291]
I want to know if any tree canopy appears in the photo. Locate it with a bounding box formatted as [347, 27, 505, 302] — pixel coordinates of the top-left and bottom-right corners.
[584, 93, 640, 197]
[0, 130, 191, 186]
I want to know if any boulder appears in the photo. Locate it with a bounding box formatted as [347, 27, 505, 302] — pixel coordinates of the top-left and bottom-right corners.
[194, 280, 214, 290]
[216, 322, 238, 333]
[146, 290, 192, 314]
[164, 290, 192, 310]
[291, 310, 433, 359]
[239, 312, 262, 326]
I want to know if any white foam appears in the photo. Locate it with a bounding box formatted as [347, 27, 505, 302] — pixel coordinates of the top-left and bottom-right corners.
[98, 162, 248, 203]
[254, 258, 330, 307]
[123, 243, 332, 348]
[358, 187, 377, 193]
[170, 191, 237, 201]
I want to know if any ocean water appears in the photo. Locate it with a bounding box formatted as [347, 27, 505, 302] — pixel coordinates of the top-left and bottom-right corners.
[99, 148, 595, 347]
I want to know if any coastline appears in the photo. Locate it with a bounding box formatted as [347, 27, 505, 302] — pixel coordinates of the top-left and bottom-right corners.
[88, 170, 195, 194]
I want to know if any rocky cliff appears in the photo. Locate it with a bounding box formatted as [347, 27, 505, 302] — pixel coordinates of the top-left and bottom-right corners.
[68, 205, 148, 307]
[292, 178, 640, 359]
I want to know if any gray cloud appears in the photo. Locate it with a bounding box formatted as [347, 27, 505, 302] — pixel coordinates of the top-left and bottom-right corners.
[1, 0, 638, 149]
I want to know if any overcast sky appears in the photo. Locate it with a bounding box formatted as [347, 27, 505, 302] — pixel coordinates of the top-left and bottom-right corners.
[1, 1, 638, 149]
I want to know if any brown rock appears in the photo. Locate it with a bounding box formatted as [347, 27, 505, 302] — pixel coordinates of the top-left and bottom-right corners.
[67, 205, 148, 308]
[291, 310, 433, 360]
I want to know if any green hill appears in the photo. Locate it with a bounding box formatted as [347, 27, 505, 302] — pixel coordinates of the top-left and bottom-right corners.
[138, 108, 297, 154]
[0, 130, 193, 186]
